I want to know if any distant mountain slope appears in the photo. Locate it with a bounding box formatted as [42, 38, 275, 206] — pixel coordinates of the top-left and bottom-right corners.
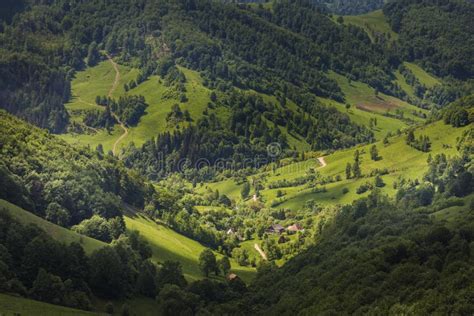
[313, 0, 385, 15]
[384, 0, 474, 79]
[0, 0, 397, 138]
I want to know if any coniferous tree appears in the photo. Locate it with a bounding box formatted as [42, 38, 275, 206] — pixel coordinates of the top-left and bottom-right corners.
[346, 163, 352, 180]
[241, 182, 251, 200]
[87, 42, 100, 67]
[370, 145, 379, 161]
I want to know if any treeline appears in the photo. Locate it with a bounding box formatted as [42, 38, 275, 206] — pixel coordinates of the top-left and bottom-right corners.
[384, 0, 474, 79]
[95, 95, 148, 126]
[0, 111, 154, 242]
[406, 130, 431, 152]
[441, 94, 474, 127]
[265, 0, 400, 96]
[83, 107, 116, 130]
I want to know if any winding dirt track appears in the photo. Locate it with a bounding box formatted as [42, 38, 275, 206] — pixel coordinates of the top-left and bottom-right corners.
[317, 156, 327, 168]
[106, 54, 128, 157]
[254, 243, 268, 261]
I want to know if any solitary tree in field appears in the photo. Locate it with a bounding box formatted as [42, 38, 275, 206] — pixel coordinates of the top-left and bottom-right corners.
[374, 175, 385, 188]
[199, 249, 218, 277]
[406, 130, 415, 144]
[354, 150, 360, 164]
[370, 145, 379, 161]
[353, 160, 362, 178]
[346, 163, 352, 179]
[87, 42, 100, 67]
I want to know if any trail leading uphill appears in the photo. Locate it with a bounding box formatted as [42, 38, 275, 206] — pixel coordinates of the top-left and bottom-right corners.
[106, 54, 128, 157]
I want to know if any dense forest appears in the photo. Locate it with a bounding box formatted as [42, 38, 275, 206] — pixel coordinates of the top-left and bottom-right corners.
[0, 111, 154, 242]
[384, 0, 474, 79]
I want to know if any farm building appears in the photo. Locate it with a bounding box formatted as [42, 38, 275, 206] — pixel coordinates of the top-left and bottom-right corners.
[267, 224, 285, 234]
[287, 223, 303, 232]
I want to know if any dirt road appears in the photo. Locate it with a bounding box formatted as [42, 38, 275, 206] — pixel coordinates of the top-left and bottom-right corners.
[106, 54, 128, 157]
[254, 243, 268, 261]
[317, 156, 327, 168]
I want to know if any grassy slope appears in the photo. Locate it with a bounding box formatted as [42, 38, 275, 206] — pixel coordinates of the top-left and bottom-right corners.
[60, 62, 211, 153]
[341, 10, 398, 42]
[0, 199, 105, 255]
[277, 121, 468, 209]
[61, 59, 310, 153]
[60, 59, 139, 151]
[394, 69, 416, 99]
[341, 10, 441, 99]
[0, 198, 254, 282]
[393, 62, 441, 99]
[404, 62, 441, 88]
[201, 121, 469, 210]
[124, 66, 210, 147]
[432, 194, 474, 226]
[0, 294, 105, 316]
[324, 72, 428, 139]
[124, 214, 256, 282]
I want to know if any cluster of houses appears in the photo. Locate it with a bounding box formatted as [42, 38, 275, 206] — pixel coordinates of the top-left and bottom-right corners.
[226, 223, 303, 244]
[267, 223, 304, 244]
[267, 223, 303, 234]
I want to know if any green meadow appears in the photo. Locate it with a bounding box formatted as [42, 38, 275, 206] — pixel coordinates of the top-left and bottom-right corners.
[404, 62, 441, 88]
[341, 9, 399, 42]
[124, 214, 256, 283]
[0, 199, 105, 255]
[275, 121, 467, 210]
[60, 61, 212, 154]
[200, 121, 468, 211]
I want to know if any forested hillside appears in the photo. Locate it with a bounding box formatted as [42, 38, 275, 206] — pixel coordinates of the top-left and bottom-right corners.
[384, 0, 474, 79]
[0, 111, 153, 242]
[313, 0, 385, 15]
[0, 0, 401, 134]
[0, 0, 474, 314]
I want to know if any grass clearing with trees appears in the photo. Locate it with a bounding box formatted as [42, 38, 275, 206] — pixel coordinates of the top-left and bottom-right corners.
[123, 213, 256, 282]
[0, 200, 105, 255]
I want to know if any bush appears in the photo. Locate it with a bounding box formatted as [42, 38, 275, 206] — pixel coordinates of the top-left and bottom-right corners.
[356, 183, 372, 194]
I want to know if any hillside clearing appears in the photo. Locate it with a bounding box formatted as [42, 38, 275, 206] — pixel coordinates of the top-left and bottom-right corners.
[124, 213, 256, 283]
[0, 199, 105, 255]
